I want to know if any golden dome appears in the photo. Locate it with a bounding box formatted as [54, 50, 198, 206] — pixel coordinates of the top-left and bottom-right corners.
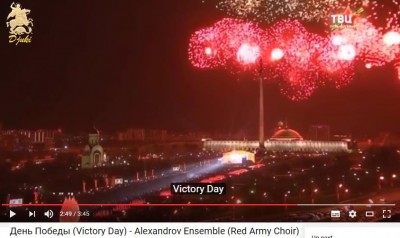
[271, 128, 303, 141]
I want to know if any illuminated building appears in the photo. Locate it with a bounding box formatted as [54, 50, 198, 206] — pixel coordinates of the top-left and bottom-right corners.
[81, 129, 107, 168]
[117, 128, 145, 141]
[270, 128, 303, 141]
[0, 129, 61, 150]
[116, 128, 167, 141]
[204, 125, 351, 153]
[309, 125, 330, 141]
[221, 150, 256, 164]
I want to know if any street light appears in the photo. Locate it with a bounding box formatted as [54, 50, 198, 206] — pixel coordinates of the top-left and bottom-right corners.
[378, 176, 385, 191]
[336, 183, 343, 201]
[284, 193, 289, 211]
[391, 174, 397, 187]
[311, 188, 318, 204]
[299, 188, 306, 200]
[233, 198, 242, 219]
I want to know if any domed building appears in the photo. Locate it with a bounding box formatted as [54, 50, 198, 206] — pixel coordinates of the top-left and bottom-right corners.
[81, 128, 107, 169]
[270, 128, 303, 141]
[203, 121, 351, 154]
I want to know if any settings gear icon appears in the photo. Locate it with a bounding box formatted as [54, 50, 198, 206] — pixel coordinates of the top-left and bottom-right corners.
[349, 210, 357, 218]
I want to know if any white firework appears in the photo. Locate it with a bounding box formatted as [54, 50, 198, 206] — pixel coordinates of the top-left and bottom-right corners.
[217, 0, 263, 17]
[216, 0, 341, 23]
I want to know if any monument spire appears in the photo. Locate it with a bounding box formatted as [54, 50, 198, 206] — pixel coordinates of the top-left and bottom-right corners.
[258, 58, 264, 149]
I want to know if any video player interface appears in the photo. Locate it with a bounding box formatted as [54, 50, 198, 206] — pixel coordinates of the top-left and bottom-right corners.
[1, 0, 400, 237]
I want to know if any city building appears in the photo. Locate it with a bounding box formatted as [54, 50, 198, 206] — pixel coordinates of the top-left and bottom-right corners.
[309, 125, 330, 141]
[116, 128, 145, 141]
[116, 128, 167, 141]
[204, 124, 351, 153]
[81, 129, 107, 169]
[116, 129, 213, 142]
[145, 129, 167, 141]
[0, 129, 61, 151]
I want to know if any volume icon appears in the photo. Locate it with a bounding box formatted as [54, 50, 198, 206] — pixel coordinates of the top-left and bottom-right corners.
[44, 210, 54, 219]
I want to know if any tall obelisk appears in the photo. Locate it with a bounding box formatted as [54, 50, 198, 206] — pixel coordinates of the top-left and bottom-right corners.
[258, 59, 265, 149]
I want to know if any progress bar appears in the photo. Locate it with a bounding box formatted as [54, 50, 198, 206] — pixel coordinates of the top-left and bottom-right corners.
[2, 203, 396, 207]
[297, 204, 396, 207]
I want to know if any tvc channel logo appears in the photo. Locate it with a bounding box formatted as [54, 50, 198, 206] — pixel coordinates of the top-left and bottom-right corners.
[330, 6, 364, 31]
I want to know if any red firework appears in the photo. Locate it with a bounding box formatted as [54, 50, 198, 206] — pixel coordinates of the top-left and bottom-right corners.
[382, 27, 400, 79]
[213, 18, 266, 71]
[188, 26, 226, 69]
[279, 70, 319, 101]
[188, 18, 265, 71]
[189, 18, 400, 101]
[329, 18, 394, 67]
[267, 20, 328, 100]
[265, 19, 308, 51]
[317, 36, 355, 89]
[369, 0, 400, 31]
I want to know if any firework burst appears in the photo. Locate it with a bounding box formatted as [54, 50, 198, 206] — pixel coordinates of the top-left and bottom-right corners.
[266, 20, 325, 100]
[188, 26, 226, 69]
[217, 0, 345, 23]
[279, 69, 320, 101]
[189, 16, 400, 101]
[216, 0, 264, 18]
[317, 36, 355, 89]
[369, 0, 400, 31]
[330, 18, 397, 67]
[213, 18, 265, 70]
[382, 27, 400, 80]
[188, 18, 266, 74]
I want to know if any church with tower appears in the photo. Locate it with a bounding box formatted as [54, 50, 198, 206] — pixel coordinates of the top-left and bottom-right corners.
[81, 129, 107, 169]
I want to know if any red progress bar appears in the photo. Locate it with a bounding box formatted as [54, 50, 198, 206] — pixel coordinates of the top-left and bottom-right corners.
[2, 203, 298, 207]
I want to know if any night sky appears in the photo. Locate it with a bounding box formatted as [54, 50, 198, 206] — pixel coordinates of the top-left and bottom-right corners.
[0, 0, 399, 137]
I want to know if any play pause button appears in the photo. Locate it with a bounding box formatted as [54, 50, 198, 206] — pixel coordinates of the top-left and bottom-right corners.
[9, 210, 16, 218]
[29, 211, 36, 218]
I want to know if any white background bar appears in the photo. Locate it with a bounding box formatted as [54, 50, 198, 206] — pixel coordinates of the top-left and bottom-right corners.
[1, 222, 400, 238]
